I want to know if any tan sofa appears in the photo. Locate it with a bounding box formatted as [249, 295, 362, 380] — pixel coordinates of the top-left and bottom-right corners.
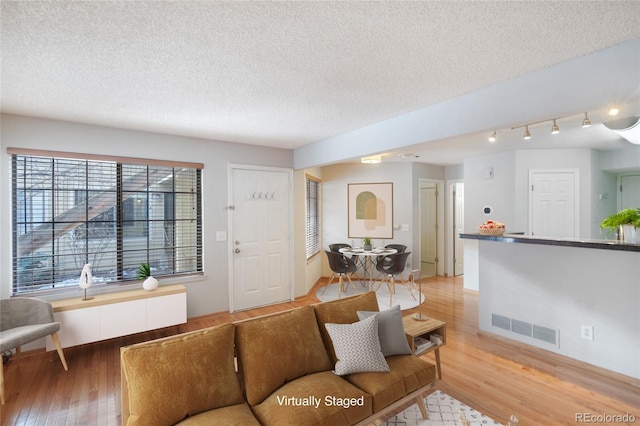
[121, 291, 437, 425]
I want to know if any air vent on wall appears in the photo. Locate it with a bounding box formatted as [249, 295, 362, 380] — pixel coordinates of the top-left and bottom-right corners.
[491, 313, 558, 346]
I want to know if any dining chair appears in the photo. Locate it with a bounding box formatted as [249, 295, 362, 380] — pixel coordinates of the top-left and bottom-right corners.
[323, 250, 358, 298]
[0, 298, 69, 404]
[328, 243, 363, 284]
[375, 252, 413, 307]
[374, 244, 407, 280]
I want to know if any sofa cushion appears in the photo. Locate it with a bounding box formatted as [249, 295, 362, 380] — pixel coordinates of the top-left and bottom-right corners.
[251, 371, 372, 426]
[235, 305, 333, 406]
[121, 323, 245, 426]
[314, 291, 380, 364]
[344, 354, 436, 412]
[325, 314, 389, 375]
[176, 403, 260, 425]
[357, 304, 412, 356]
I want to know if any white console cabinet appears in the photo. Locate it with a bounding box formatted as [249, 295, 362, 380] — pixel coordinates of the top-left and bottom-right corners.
[46, 284, 187, 351]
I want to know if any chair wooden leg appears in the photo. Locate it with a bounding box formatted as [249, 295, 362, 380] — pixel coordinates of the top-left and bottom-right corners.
[389, 277, 395, 307]
[50, 332, 68, 371]
[338, 275, 343, 298]
[345, 274, 357, 292]
[321, 274, 336, 295]
[416, 394, 429, 419]
[1, 359, 4, 404]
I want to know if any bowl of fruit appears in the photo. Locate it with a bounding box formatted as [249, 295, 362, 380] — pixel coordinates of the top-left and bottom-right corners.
[478, 220, 506, 235]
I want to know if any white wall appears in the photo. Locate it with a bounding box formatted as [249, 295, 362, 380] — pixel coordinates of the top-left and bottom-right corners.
[0, 114, 296, 318]
[464, 148, 636, 239]
[464, 150, 517, 234]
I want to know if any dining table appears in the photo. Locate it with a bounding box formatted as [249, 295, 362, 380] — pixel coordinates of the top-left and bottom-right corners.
[338, 246, 398, 291]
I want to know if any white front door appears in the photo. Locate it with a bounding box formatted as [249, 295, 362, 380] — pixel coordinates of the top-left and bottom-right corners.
[529, 170, 579, 238]
[230, 166, 292, 312]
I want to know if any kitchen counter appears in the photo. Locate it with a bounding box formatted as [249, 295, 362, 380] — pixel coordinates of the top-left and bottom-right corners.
[462, 233, 639, 379]
[460, 233, 640, 252]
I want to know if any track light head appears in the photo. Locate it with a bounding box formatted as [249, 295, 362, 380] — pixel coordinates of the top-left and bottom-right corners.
[582, 112, 591, 128]
[551, 119, 560, 135]
[488, 131, 497, 142]
[523, 126, 531, 140]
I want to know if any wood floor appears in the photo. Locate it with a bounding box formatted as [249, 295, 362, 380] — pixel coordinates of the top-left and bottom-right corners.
[2, 276, 639, 425]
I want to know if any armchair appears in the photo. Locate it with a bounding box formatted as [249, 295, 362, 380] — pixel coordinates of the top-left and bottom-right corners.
[0, 298, 68, 404]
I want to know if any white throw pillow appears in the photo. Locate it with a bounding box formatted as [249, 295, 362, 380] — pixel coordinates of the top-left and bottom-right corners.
[324, 314, 390, 375]
[357, 305, 412, 356]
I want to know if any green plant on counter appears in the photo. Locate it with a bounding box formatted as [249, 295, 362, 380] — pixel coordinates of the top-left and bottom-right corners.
[136, 262, 152, 280]
[600, 208, 640, 235]
[363, 237, 372, 246]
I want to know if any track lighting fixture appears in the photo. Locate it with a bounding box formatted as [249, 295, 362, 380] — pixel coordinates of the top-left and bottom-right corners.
[497, 110, 597, 142]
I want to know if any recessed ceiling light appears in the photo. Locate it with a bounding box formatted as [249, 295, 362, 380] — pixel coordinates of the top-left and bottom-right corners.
[609, 107, 619, 116]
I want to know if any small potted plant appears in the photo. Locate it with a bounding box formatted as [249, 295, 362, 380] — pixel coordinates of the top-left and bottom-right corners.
[600, 208, 640, 242]
[137, 262, 159, 291]
[363, 237, 372, 251]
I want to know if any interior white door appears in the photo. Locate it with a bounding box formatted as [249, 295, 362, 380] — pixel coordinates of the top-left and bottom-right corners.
[453, 182, 464, 276]
[620, 174, 640, 209]
[420, 186, 437, 277]
[529, 170, 578, 238]
[230, 167, 291, 312]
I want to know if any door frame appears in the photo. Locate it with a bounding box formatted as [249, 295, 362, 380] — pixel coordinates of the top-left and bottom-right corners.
[227, 163, 294, 313]
[447, 180, 464, 277]
[528, 168, 580, 238]
[418, 178, 445, 277]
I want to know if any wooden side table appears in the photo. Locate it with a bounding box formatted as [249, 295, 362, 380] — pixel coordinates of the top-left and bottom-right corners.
[402, 315, 447, 379]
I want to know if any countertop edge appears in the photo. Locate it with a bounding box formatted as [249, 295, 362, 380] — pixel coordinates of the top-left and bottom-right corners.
[459, 233, 640, 252]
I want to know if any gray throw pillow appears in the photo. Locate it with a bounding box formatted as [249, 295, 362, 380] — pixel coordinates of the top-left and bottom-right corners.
[324, 314, 390, 375]
[357, 305, 412, 356]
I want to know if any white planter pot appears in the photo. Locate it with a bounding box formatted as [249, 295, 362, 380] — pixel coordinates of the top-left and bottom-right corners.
[143, 276, 159, 291]
[621, 225, 639, 243]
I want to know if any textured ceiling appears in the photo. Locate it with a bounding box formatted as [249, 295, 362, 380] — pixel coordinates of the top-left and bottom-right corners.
[2, 1, 640, 164]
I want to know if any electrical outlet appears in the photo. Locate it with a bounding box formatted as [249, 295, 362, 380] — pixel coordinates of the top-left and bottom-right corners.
[581, 325, 594, 341]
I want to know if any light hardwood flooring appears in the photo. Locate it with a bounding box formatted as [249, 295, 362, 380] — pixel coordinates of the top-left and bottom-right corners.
[1, 276, 638, 425]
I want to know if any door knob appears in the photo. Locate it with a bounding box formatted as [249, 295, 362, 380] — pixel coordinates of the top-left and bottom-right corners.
[235, 248, 241, 253]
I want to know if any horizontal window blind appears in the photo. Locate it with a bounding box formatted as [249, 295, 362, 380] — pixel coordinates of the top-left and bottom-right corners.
[305, 175, 321, 259]
[11, 150, 203, 295]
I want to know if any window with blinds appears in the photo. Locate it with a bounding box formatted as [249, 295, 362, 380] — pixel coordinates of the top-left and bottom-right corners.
[305, 175, 321, 259]
[10, 149, 203, 295]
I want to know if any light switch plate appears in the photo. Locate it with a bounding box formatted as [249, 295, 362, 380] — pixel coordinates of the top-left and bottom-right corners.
[216, 231, 227, 241]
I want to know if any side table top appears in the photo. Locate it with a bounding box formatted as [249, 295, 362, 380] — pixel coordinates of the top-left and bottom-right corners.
[402, 315, 445, 337]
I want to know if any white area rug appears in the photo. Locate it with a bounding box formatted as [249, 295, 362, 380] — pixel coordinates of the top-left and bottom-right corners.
[382, 390, 502, 426]
[315, 281, 424, 310]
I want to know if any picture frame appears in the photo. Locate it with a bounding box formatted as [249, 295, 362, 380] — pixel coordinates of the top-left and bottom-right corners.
[348, 182, 393, 239]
